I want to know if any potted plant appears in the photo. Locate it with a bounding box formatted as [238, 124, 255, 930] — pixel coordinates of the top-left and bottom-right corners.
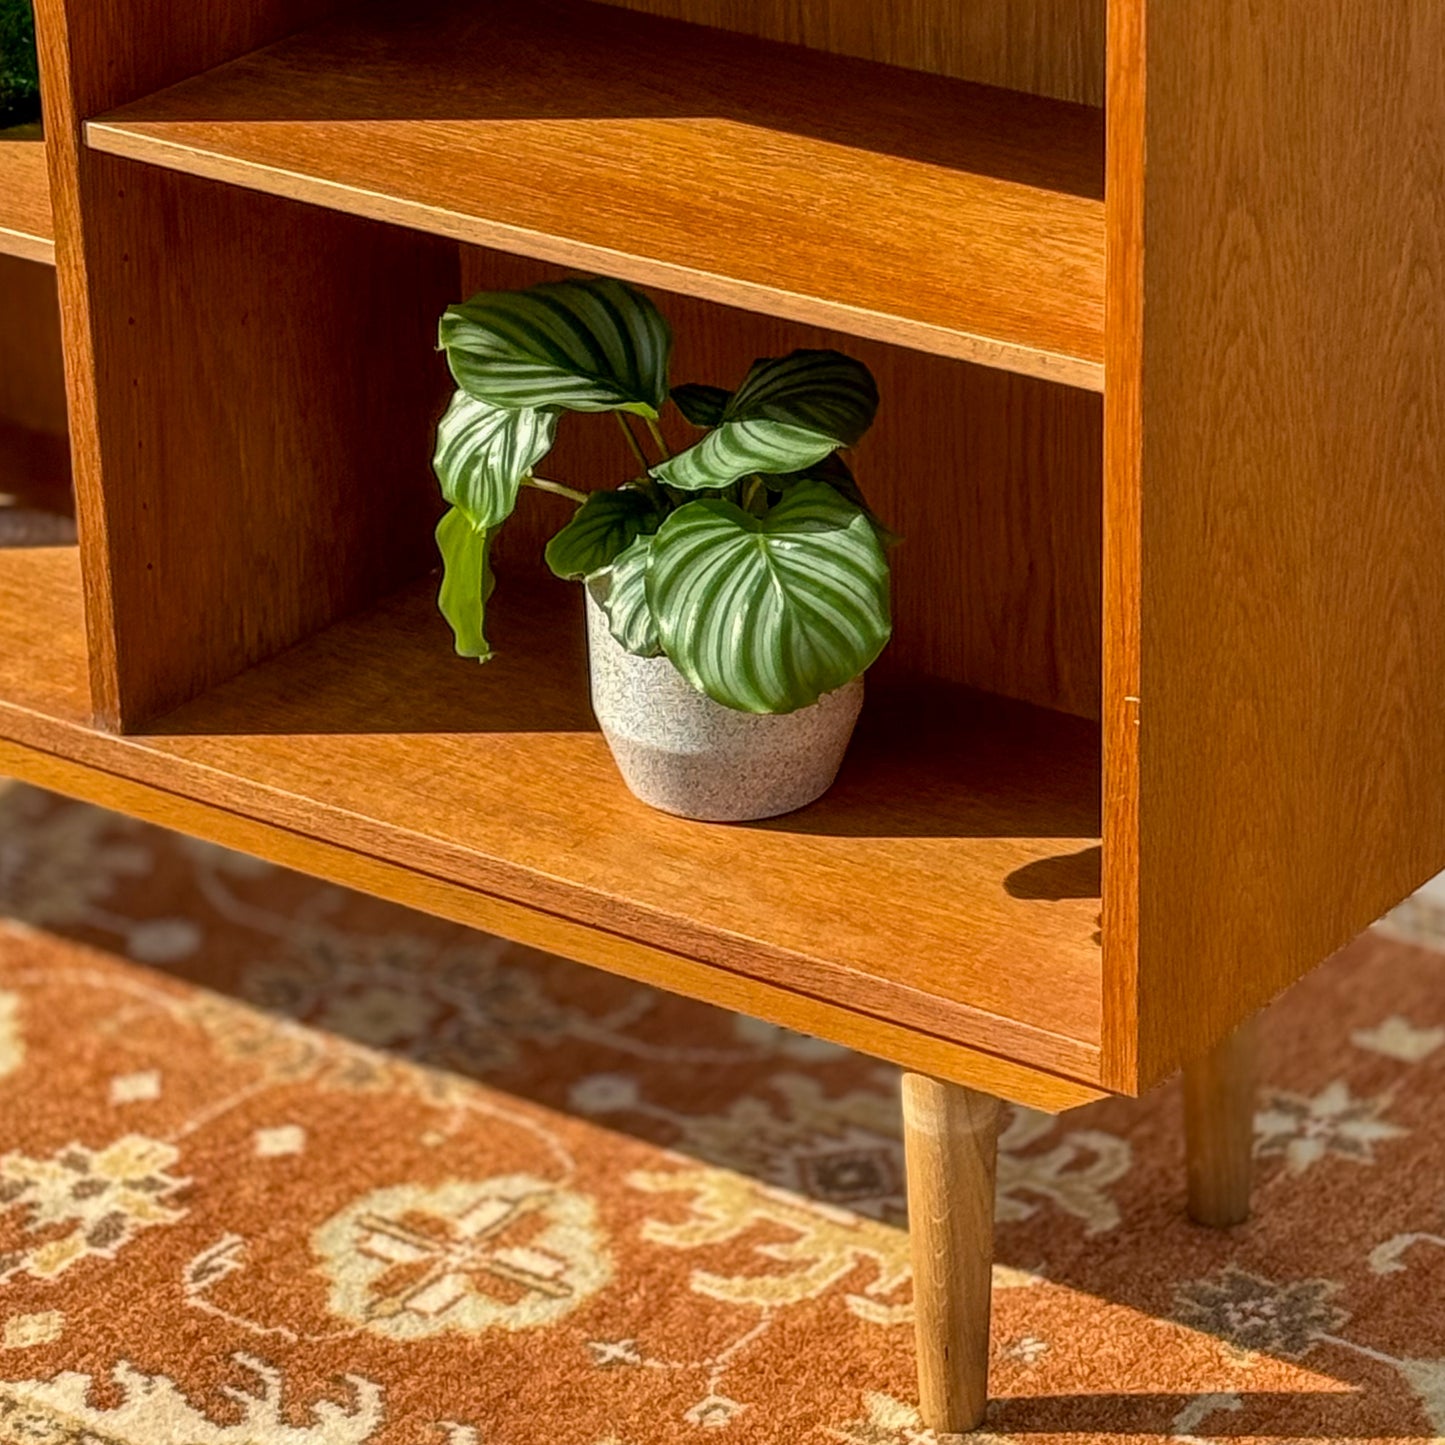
[431, 276, 894, 822]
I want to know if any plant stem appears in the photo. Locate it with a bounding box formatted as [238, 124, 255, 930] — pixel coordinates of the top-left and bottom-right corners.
[615, 413, 651, 473]
[645, 415, 672, 462]
[524, 474, 589, 504]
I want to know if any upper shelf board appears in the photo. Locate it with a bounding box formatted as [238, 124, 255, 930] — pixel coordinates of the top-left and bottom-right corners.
[0, 137, 54, 265]
[84, 0, 1106, 389]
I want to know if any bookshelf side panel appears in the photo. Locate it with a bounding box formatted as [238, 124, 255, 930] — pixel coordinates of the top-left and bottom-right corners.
[1120, 0, 1445, 1086]
[32, 0, 374, 727]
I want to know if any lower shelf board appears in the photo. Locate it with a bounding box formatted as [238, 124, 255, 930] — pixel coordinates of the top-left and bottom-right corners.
[0, 548, 1106, 1097]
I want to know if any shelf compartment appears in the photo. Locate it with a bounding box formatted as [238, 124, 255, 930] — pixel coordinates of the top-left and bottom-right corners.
[0, 136, 53, 265]
[84, 0, 1106, 390]
[0, 566, 1104, 1084]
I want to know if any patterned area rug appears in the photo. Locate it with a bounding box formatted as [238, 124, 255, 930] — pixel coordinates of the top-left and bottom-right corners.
[1, 779, 1444, 1444]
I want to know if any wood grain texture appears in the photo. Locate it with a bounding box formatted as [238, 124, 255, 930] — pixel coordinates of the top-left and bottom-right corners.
[72, 160, 456, 727]
[1109, 0, 1445, 1088]
[0, 730, 1105, 1113]
[902, 1074, 1000, 1433]
[1183, 1015, 1258, 1229]
[0, 256, 68, 440]
[0, 553, 1106, 1084]
[1099, 0, 1145, 1087]
[0, 256, 71, 524]
[466, 248, 1105, 719]
[593, 0, 1106, 105]
[85, 0, 1107, 390]
[0, 138, 54, 264]
[0, 548, 88, 720]
[31, 0, 353, 730]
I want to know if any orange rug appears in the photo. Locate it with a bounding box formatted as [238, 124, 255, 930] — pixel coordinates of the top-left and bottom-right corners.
[1, 777, 1444, 1443]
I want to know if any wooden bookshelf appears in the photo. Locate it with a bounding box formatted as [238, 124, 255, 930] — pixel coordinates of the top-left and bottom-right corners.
[84, 0, 1106, 389]
[0, 136, 53, 264]
[12, 0, 1442, 1103]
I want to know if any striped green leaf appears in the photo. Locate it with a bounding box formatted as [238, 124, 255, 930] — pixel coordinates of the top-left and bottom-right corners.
[435, 507, 500, 661]
[597, 533, 661, 657]
[653, 350, 878, 491]
[433, 389, 557, 525]
[440, 277, 672, 416]
[544, 487, 659, 580]
[670, 382, 731, 427]
[727, 350, 879, 444]
[653, 419, 840, 492]
[765, 453, 901, 548]
[647, 481, 891, 713]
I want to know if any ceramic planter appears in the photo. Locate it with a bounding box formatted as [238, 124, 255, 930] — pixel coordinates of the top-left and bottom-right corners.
[585, 585, 863, 822]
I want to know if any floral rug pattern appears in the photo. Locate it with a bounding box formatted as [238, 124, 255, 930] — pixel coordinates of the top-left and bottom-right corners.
[1, 779, 1444, 1442]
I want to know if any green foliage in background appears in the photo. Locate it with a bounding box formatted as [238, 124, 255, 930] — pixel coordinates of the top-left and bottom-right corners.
[0, 0, 39, 129]
[432, 276, 895, 714]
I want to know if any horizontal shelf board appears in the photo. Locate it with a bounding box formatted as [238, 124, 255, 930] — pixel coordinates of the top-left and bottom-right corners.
[0, 560, 1103, 1079]
[0, 733, 1104, 1112]
[0, 136, 54, 265]
[85, 0, 1106, 389]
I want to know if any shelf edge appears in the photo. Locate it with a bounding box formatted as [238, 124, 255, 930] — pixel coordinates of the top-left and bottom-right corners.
[0, 733, 1107, 1111]
[0, 135, 55, 265]
[84, 120, 1106, 394]
[0, 227, 54, 266]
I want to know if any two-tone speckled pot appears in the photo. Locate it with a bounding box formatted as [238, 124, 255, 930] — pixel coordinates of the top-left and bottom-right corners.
[585, 585, 863, 822]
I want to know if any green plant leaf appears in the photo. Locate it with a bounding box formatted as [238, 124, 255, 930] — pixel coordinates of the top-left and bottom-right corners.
[766, 450, 870, 507]
[439, 277, 672, 416]
[647, 481, 891, 713]
[655, 419, 834, 491]
[597, 533, 661, 657]
[653, 350, 879, 491]
[433, 389, 557, 524]
[727, 350, 879, 445]
[670, 383, 731, 427]
[544, 488, 659, 580]
[765, 453, 901, 547]
[435, 506, 500, 661]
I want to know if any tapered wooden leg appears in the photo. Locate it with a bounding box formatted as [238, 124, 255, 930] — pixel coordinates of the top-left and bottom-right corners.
[903, 1073, 1001, 1435]
[1183, 1015, 1259, 1227]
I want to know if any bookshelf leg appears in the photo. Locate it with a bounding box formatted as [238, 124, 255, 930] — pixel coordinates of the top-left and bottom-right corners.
[1183, 1016, 1259, 1227]
[902, 1073, 1000, 1434]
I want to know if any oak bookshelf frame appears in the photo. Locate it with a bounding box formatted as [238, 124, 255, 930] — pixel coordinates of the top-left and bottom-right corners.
[0, 0, 1440, 1118]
